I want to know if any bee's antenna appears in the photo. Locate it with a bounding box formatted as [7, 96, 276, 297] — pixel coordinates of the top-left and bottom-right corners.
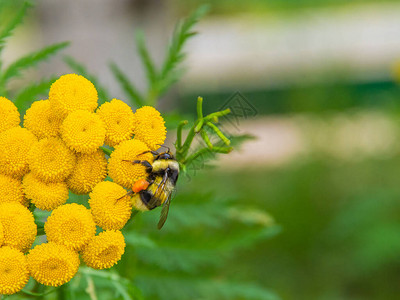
[137, 150, 159, 156]
[157, 144, 170, 152]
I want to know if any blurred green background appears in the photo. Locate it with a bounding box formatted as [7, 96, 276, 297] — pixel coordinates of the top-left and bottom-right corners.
[2, 0, 400, 299]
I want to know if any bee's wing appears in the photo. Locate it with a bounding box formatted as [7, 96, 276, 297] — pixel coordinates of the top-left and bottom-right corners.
[147, 171, 169, 209]
[157, 193, 171, 230]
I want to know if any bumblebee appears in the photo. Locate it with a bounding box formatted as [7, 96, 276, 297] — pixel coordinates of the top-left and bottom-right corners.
[123, 146, 179, 229]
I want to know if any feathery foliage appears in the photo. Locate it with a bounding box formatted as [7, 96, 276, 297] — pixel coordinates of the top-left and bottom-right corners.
[117, 190, 281, 300]
[13, 76, 58, 110]
[0, 42, 69, 84]
[110, 61, 144, 107]
[110, 5, 209, 107]
[0, 1, 68, 102]
[0, 1, 30, 54]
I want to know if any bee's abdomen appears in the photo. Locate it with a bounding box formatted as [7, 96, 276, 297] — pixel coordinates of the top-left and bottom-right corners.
[139, 190, 157, 210]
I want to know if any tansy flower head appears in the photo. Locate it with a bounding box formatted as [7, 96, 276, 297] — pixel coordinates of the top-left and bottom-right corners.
[61, 110, 106, 154]
[23, 173, 68, 211]
[81, 230, 125, 269]
[0, 246, 29, 295]
[28, 137, 76, 183]
[27, 242, 79, 287]
[0, 97, 20, 133]
[108, 139, 153, 188]
[89, 181, 132, 230]
[0, 202, 36, 252]
[45, 203, 96, 251]
[0, 221, 4, 246]
[96, 99, 135, 147]
[0, 127, 37, 178]
[132, 106, 166, 150]
[23, 99, 63, 139]
[49, 73, 98, 118]
[0, 174, 25, 206]
[67, 150, 107, 194]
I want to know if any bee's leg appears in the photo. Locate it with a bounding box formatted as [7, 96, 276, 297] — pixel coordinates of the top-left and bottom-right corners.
[157, 144, 170, 152]
[133, 160, 153, 171]
[122, 160, 153, 172]
[137, 150, 159, 156]
[114, 190, 134, 204]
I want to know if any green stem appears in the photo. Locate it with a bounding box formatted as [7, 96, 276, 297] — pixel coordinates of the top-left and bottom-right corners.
[146, 86, 159, 107]
[212, 146, 233, 154]
[200, 130, 213, 149]
[176, 120, 188, 149]
[194, 119, 204, 133]
[204, 108, 231, 123]
[176, 126, 196, 162]
[100, 146, 112, 157]
[182, 147, 210, 165]
[206, 122, 231, 146]
[197, 96, 203, 119]
[183, 145, 233, 166]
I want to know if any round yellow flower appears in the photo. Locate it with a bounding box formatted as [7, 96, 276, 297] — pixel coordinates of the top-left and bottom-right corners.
[89, 181, 132, 230]
[27, 242, 79, 287]
[0, 97, 20, 134]
[67, 150, 107, 194]
[132, 106, 166, 150]
[61, 110, 106, 154]
[0, 221, 4, 246]
[28, 137, 76, 183]
[23, 99, 63, 139]
[0, 127, 37, 178]
[45, 203, 96, 251]
[108, 139, 153, 188]
[81, 230, 125, 269]
[49, 73, 98, 118]
[0, 202, 36, 252]
[23, 173, 68, 211]
[0, 174, 25, 205]
[0, 246, 29, 295]
[96, 99, 135, 147]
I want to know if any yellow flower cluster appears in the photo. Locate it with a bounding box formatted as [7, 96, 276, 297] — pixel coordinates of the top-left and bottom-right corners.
[0, 74, 167, 294]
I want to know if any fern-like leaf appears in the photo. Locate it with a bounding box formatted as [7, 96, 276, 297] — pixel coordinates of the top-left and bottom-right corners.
[64, 56, 110, 104]
[135, 30, 157, 85]
[13, 76, 57, 109]
[0, 41, 69, 85]
[160, 5, 209, 81]
[0, 1, 30, 53]
[135, 275, 280, 300]
[109, 61, 144, 107]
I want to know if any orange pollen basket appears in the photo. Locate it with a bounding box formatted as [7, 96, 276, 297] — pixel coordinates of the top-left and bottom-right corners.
[132, 179, 150, 193]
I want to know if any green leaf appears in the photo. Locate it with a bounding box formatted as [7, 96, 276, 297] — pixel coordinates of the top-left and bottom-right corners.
[135, 275, 280, 300]
[0, 1, 31, 53]
[13, 76, 57, 109]
[64, 56, 110, 104]
[136, 244, 224, 273]
[160, 5, 209, 83]
[1, 41, 69, 84]
[109, 61, 144, 108]
[135, 30, 157, 85]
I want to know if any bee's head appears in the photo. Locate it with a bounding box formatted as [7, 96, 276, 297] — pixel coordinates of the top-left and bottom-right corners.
[157, 151, 174, 160]
[155, 144, 175, 160]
